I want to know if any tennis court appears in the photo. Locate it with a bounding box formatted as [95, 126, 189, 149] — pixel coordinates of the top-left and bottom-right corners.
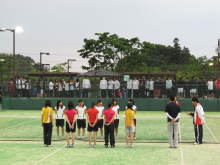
[0, 110, 219, 165]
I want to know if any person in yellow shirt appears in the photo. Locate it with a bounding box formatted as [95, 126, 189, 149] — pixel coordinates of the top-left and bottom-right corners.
[41, 100, 54, 147]
[124, 103, 135, 148]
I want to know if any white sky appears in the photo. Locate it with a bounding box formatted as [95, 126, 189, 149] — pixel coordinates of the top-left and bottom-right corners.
[1, 0, 220, 72]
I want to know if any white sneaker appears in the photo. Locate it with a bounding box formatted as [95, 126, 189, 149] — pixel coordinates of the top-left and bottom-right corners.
[194, 142, 199, 145]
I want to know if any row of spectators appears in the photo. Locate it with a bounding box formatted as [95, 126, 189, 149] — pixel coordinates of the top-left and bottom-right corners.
[5, 77, 220, 98]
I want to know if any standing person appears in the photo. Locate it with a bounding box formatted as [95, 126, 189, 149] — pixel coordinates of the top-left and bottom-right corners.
[108, 78, 114, 98]
[48, 80, 54, 97]
[189, 97, 205, 144]
[126, 79, 133, 98]
[86, 102, 99, 147]
[95, 100, 105, 138]
[112, 99, 120, 138]
[165, 96, 181, 148]
[99, 77, 108, 98]
[82, 77, 91, 98]
[126, 99, 137, 139]
[64, 101, 77, 148]
[113, 78, 121, 97]
[207, 79, 214, 98]
[103, 103, 116, 148]
[76, 99, 87, 139]
[124, 103, 135, 148]
[149, 79, 154, 98]
[132, 77, 139, 98]
[54, 100, 65, 137]
[41, 100, 54, 147]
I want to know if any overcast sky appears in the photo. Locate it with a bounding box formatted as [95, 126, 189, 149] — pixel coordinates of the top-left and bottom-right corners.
[1, 0, 220, 72]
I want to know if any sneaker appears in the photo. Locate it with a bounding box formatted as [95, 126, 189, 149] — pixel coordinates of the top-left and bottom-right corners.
[69, 144, 74, 148]
[105, 145, 108, 148]
[66, 144, 70, 148]
[194, 142, 199, 145]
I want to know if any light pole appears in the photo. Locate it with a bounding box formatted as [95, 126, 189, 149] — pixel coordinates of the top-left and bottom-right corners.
[67, 59, 77, 72]
[0, 59, 5, 85]
[0, 26, 24, 77]
[40, 52, 50, 72]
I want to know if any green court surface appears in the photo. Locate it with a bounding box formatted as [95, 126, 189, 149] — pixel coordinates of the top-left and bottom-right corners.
[0, 110, 220, 165]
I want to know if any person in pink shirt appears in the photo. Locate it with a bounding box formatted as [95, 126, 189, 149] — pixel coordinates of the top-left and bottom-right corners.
[103, 103, 116, 148]
[64, 101, 77, 148]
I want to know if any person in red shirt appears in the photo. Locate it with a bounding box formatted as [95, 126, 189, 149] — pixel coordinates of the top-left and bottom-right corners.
[215, 78, 220, 97]
[86, 102, 99, 147]
[103, 103, 116, 148]
[64, 101, 77, 148]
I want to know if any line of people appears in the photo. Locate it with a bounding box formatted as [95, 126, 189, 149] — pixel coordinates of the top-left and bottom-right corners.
[41, 99, 137, 148]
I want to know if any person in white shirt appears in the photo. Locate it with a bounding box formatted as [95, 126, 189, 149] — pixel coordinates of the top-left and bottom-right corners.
[127, 79, 133, 98]
[113, 78, 121, 98]
[76, 100, 87, 139]
[25, 79, 31, 97]
[21, 78, 26, 97]
[112, 99, 120, 138]
[48, 80, 54, 97]
[54, 100, 66, 137]
[207, 79, 214, 98]
[64, 80, 70, 97]
[58, 81, 63, 97]
[82, 77, 91, 98]
[74, 78, 80, 98]
[95, 100, 105, 137]
[149, 79, 154, 97]
[166, 78, 173, 98]
[190, 97, 205, 144]
[108, 78, 114, 98]
[69, 80, 75, 97]
[100, 77, 108, 98]
[132, 78, 139, 98]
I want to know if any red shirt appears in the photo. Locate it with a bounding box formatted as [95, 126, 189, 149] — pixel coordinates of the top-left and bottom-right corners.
[216, 80, 220, 89]
[86, 108, 99, 123]
[64, 109, 77, 122]
[103, 108, 115, 123]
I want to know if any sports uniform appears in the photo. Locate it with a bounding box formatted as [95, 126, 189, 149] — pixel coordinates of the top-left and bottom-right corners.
[76, 105, 87, 129]
[95, 106, 105, 129]
[112, 105, 120, 128]
[54, 105, 65, 127]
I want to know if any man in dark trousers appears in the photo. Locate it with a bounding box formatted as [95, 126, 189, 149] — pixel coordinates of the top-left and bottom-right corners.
[189, 97, 205, 144]
[103, 103, 116, 148]
[165, 96, 181, 148]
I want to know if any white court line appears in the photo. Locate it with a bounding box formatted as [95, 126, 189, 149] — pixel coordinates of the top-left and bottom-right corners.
[0, 120, 34, 130]
[33, 145, 65, 165]
[179, 121, 185, 165]
[205, 123, 219, 144]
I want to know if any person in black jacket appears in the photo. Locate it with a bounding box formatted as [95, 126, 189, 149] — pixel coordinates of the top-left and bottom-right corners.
[165, 96, 181, 148]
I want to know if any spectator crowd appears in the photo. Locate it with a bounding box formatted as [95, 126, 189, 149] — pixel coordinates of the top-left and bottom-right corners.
[4, 76, 220, 98]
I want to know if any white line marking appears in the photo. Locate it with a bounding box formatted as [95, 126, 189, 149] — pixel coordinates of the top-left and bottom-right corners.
[33, 145, 65, 165]
[205, 123, 219, 143]
[0, 120, 34, 130]
[179, 121, 185, 165]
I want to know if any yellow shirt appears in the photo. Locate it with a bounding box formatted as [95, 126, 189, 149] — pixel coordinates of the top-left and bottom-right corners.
[125, 109, 135, 127]
[42, 107, 53, 123]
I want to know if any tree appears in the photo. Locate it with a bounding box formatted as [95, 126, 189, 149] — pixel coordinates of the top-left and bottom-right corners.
[0, 53, 39, 81]
[78, 32, 142, 71]
[51, 62, 68, 72]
